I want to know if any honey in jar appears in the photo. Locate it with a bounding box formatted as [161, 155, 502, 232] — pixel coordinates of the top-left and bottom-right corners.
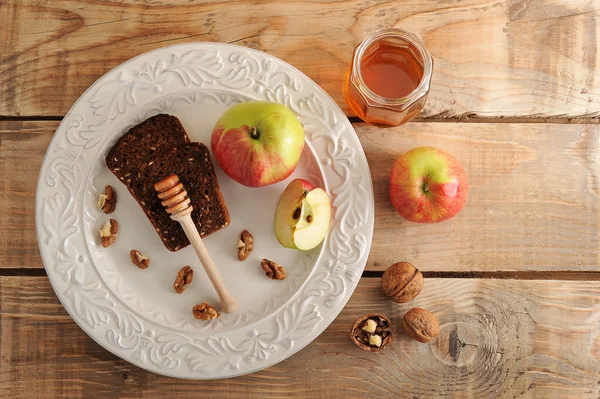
[345, 29, 433, 127]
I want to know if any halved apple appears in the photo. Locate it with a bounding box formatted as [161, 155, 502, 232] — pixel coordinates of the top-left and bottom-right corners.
[275, 179, 331, 250]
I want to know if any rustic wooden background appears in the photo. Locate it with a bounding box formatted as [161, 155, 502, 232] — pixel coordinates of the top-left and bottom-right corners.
[1, 0, 600, 398]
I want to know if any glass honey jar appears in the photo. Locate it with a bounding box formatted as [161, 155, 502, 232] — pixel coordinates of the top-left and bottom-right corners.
[345, 28, 433, 127]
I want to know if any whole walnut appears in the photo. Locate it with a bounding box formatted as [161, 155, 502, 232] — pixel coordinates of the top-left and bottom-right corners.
[381, 262, 424, 303]
[403, 308, 439, 343]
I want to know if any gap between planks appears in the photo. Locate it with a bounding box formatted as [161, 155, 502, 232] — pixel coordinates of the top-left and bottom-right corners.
[365, 270, 600, 280]
[1, 115, 599, 124]
[3, 268, 600, 281]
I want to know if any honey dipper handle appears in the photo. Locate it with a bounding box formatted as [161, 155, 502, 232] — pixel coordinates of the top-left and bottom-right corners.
[176, 214, 238, 314]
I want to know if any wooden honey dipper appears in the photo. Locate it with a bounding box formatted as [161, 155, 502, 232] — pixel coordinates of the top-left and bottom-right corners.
[154, 174, 237, 314]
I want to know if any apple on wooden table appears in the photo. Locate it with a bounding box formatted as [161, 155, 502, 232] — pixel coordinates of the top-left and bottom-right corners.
[390, 146, 468, 223]
[275, 179, 331, 251]
[211, 101, 305, 187]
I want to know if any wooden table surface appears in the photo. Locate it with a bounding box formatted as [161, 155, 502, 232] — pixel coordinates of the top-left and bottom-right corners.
[2, 1, 600, 398]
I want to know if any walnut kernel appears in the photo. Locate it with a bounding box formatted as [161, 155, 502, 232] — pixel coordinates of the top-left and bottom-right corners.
[237, 230, 254, 261]
[361, 319, 377, 333]
[130, 250, 150, 269]
[97, 185, 116, 214]
[192, 302, 220, 320]
[99, 219, 118, 248]
[261, 259, 286, 280]
[174, 266, 194, 293]
[368, 335, 382, 347]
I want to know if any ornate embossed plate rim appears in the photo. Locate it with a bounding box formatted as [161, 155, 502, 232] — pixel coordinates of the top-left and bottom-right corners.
[35, 43, 374, 379]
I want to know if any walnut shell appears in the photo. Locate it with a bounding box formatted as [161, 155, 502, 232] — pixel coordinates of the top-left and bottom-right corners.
[403, 308, 439, 343]
[350, 313, 393, 352]
[381, 262, 424, 303]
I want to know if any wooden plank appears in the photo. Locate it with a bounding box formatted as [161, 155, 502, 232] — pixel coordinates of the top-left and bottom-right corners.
[358, 122, 600, 272]
[3, 121, 600, 271]
[1, 276, 599, 398]
[0, 121, 51, 269]
[1, 0, 600, 118]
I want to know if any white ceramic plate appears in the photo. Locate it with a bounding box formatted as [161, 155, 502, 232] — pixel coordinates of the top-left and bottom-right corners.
[35, 43, 374, 379]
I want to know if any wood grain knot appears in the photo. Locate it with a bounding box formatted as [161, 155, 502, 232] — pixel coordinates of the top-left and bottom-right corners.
[432, 322, 483, 367]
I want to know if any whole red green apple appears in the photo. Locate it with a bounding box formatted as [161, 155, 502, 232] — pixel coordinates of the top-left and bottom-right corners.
[211, 101, 305, 187]
[390, 147, 468, 223]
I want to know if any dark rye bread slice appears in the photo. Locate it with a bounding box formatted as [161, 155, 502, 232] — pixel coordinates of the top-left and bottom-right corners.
[106, 114, 190, 178]
[134, 143, 230, 250]
[105, 115, 230, 251]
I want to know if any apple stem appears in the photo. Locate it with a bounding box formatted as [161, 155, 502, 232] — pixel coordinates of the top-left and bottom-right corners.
[423, 183, 429, 193]
[249, 126, 260, 140]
